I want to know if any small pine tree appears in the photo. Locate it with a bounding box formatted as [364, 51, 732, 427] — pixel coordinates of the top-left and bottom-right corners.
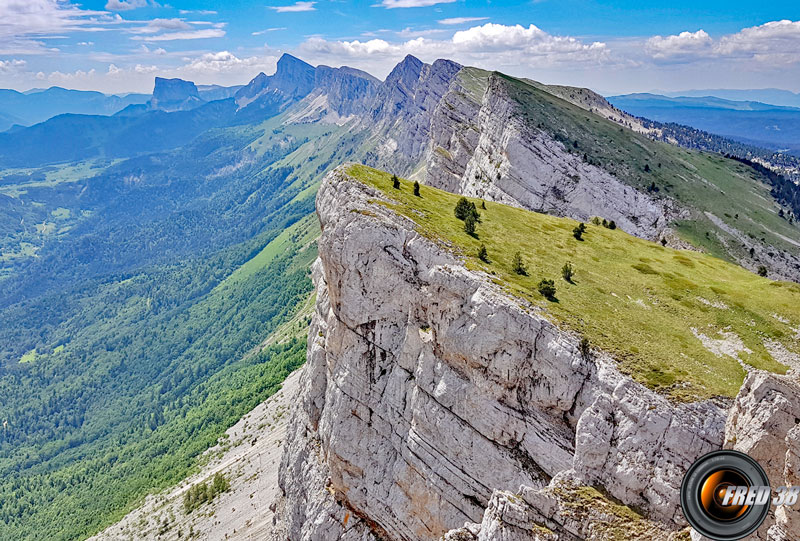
[455, 197, 472, 220]
[480, 200, 486, 210]
[561, 261, 574, 283]
[464, 213, 477, 236]
[537, 279, 557, 301]
[511, 251, 527, 275]
[660, 238, 667, 246]
[392, 174, 400, 189]
[573, 225, 584, 240]
[608, 220, 617, 230]
[478, 244, 489, 263]
[758, 265, 768, 277]
[644, 163, 651, 173]
[455, 197, 481, 223]
[602, 218, 608, 227]
[591, 216, 602, 226]
[413, 180, 421, 197]
[212, 472, 230, 494]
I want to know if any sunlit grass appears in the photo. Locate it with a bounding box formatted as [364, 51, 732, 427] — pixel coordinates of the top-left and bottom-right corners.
[350, 164, 800, 400]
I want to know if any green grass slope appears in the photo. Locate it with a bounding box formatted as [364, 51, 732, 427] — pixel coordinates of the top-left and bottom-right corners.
[351, 164, 800, 400]
[496, 72, 800, 265]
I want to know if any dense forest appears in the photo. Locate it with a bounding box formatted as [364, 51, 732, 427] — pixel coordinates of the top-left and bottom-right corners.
[0, 112, 341, 539]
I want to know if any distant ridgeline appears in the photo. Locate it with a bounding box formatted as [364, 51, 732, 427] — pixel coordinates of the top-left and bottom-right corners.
[633, 116, 800, 184]
[1, 52, 800, 541]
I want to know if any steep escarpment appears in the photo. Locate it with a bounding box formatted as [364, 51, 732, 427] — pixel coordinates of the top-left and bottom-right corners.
[424, 70, 673, 240]
[275, 166, 735, 540]
[348, 60, 800, 282]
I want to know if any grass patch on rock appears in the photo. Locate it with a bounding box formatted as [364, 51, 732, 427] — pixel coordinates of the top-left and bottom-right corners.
[349, 163, 800, 400]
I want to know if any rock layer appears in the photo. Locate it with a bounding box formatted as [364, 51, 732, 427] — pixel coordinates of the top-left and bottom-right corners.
[275, 167, 728, 540]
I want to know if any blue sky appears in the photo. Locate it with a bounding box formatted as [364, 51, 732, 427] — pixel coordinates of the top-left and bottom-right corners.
[1, 1, 800, 94]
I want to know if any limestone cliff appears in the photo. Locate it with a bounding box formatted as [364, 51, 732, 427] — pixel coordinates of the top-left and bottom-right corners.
[274, 166, 736, 540]
[423, 71, 676, 240]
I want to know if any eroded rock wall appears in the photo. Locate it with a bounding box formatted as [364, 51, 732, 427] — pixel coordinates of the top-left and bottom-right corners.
[423, 74, 678, 241]
[275, 167, 726, 540]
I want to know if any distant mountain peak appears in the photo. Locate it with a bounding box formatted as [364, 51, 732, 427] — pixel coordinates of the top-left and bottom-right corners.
[234, 55, 315, 110]
[386, 55, 424, 82]
[153, 78, 199, 101]
[150, 77, 203, 112]
[277, 53, 313, 70]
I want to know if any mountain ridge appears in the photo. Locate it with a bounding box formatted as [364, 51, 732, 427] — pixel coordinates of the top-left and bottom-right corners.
[5, 52, 800, 541]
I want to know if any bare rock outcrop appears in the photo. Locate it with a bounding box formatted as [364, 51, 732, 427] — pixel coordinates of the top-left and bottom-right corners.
[423, 73, 680, 241]
[724, 372, 800, 541]
[274, 167, 726, 540]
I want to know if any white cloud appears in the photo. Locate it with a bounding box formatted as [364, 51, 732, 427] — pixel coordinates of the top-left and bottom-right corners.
[297, 23, 609, 78]
[717, 20, 800, 64]
[131, 18, 192, 34]
[182, 51, 275, 73]
[179, 10, 218, 15]
[0, 0, 108, 55]
[133, 28, 226, 41]
[438, 17, 489, 26]
[0, 0, 121, 57]
[645, 21, 800, 65]
[134, 64, 159, 73]
[396, 27, 448, 39]
[0, 59, 26, 74]
[253, 27, 287, 36]
[268, 2, 317, 13]
[380, 0, 456, 8]
[105, 0, 149, 11]
[646, 30, 712, 60]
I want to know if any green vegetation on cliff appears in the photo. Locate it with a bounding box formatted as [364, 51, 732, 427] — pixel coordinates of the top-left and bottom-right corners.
[351, 164, 800, 400]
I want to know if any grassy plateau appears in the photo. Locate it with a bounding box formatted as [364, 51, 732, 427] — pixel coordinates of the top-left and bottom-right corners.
[350, 164, 800, 400]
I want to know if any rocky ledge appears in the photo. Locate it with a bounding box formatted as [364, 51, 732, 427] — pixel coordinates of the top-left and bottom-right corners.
[270, 166, 800, 540]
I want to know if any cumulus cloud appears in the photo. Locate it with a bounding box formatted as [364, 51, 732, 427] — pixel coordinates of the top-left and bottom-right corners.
[297, 23, 609, 77]
[438, 17, 489, 26]
[645, 21, 800, 65]
[268, 2, 316, 13]
[717, 20, 800, 64]
[182, 51, 277, 74]
[0, 59, 26, 74]
[646, 30, 712, 61]
[380, 0, 456, 8]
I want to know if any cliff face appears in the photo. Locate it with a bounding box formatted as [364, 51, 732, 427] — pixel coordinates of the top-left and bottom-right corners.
[360, 56, 463, 175]
[423, 72, 675, 240]
[150, 77, 205, 112]
[275, 167, 729, 540]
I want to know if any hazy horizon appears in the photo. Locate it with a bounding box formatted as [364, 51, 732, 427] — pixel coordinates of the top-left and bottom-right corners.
[1, 1, 800, 96]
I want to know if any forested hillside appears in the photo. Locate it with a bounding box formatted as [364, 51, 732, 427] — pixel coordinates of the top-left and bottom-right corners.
[0, 99, 349, 539]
